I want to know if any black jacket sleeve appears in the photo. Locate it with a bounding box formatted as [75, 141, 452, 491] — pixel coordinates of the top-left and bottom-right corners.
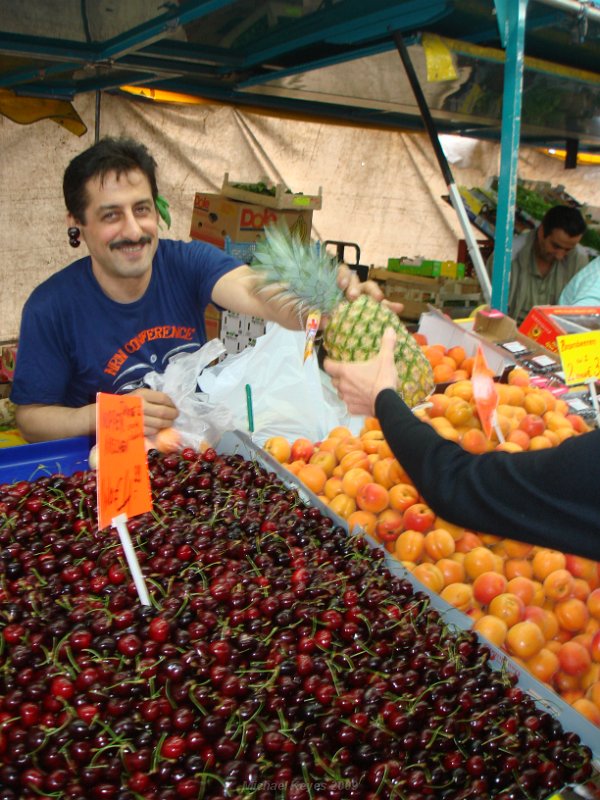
[375, 388, 600, 561]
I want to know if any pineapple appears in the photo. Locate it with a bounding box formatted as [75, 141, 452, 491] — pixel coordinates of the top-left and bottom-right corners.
[251, 225, 434, 408]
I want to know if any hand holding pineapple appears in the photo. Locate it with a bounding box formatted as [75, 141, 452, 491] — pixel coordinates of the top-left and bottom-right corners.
[251, 225, 434, 408]
[336, 262, 404, 317]
[325, 327, 399, 416]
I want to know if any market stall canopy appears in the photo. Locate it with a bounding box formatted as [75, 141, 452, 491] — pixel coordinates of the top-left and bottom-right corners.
[1, 0, 600, 149]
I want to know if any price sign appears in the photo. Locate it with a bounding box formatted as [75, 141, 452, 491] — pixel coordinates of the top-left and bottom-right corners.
[96, 393, 152, 530]
[471, 345, 499, 440]
[556, 331, 600, 386]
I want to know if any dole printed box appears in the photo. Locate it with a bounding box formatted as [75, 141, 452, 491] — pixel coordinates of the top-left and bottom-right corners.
[190, 193, 312, 249]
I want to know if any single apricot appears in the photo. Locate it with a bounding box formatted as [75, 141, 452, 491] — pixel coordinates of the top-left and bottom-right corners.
[411, 562, 445, 594]
[436, 557, 466, 586]
[525, 647, 560, 684]
[488, 592, 525, 628]
[309, 450, 337, 477]
[445, 379, 474, 401]
[263, 435, 292, 463]
[323, 476, 343, 500]
[394, 529, 425, 562]
[339, 449, 371, 474]
[454, 530, 483, 553]
[434, 517, 466, 541]
[554, 598, 590, 633]
[360, 429, 385, 454]
[506, 576, 536, 606]
[317, 436, 343, 454]
[571, 697, 600, 726]
[374, 509, 404, 542]
[433, 362, 456, 384]
[523, 392, 547, 416]
[463, 546, 498, 580]
[388, 482, 419, 512]
[473, 614, 508, 647]
[296, 463, 327, 495]
[447, 345, 466, 367]
[461, 356, 475, 376]
[532, 548, 567, 581]
[440, 582, 473, 612]
[507, 429, 531, 450]
[543, 568, 575, 602]
[328, 425, 353, 440]
[460, 428, 491, 454]
[335, 436, 364, 462]
[423, 345, 445, 367]
[424, 528, 456, 561]
[341, 467, 372, 498]
[472, 571, 508, 606]
[328, 493, 357, 520]
[507, 366, 530, 387]
[356, 482, 389, 514]
[426, 393, 452, 418]
[361, 416, 382, 433]
[346, 509, 377, 537]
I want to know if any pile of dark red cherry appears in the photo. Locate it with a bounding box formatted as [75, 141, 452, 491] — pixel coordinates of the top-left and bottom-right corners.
[0, 446, 596, 800]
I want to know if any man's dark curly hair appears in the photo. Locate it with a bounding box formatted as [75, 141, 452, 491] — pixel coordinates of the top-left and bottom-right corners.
[63, 137, 159, 224]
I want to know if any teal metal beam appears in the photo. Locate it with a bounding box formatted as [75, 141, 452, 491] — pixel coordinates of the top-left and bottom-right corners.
[238, 0, 450, 68]
[96, 0, 239, 61]
[491, 0, 529, 314]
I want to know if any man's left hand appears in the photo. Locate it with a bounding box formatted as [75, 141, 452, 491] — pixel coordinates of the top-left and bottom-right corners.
[336, 262, 403, 315]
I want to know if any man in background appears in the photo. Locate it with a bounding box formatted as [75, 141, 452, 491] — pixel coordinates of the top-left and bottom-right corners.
[487, 204, 589, 325]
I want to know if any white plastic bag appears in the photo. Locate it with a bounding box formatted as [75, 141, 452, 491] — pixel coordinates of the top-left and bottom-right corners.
[144, 340, 236, 448]
[199, 323, 364, 446]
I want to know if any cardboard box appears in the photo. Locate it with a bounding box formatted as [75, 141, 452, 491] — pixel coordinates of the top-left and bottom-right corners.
[190, 192, 313, 249]
[204, 304, 221, 342]
[418, 308, 509, 378]
[221, 173, 322, 210]
[473, 309, 558, 360]
[387, 259, 465, 279]
[369, 268, 481, 321]
[519, 306, 600, 353]
[221, 311, 266, 355]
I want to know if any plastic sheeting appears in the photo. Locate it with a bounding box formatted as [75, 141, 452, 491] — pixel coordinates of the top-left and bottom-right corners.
[2, 91, 600, 341]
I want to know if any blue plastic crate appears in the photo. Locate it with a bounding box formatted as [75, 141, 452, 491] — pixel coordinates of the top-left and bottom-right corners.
[224, 236, 258, 264]
[0, 436, 92, 485]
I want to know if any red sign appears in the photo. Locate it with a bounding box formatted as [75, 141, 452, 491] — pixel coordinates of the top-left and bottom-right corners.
[96, 393, 152, 530]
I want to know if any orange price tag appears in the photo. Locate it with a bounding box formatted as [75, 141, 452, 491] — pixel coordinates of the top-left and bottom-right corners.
[96, 393, 152, 530]
[471, 345, 498, 440]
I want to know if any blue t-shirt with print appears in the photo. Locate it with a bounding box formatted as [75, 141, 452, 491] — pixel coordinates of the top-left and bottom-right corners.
[11, 239, 242, 408]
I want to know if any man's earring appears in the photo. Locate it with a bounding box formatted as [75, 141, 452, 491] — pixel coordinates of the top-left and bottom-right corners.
[68, 226, 81, 248]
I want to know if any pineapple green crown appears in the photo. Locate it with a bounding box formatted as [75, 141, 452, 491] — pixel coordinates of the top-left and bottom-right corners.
[251, 223, 343, 315]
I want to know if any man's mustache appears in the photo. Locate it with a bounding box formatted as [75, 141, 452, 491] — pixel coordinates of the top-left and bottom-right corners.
[109, 236, 152, 250]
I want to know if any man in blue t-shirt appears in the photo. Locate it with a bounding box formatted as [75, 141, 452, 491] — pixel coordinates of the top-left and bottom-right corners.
[11, 137, 380, 443]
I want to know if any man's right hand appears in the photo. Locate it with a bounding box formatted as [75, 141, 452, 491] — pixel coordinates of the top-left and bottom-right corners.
[131, 388, 179, 436]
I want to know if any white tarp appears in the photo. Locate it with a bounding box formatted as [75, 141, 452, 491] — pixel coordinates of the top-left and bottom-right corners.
[2, 91, 600, 341]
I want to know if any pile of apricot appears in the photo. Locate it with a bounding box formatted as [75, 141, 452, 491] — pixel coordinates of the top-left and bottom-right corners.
[263, 355, 600, 727]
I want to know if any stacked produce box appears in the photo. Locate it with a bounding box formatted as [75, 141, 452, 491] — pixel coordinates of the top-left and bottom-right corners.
[190, 175, 320, 355]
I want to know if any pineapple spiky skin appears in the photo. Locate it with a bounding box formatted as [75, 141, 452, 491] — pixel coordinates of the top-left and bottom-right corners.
[323, 295, 434, 408]
[252, 225, 434, 407]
